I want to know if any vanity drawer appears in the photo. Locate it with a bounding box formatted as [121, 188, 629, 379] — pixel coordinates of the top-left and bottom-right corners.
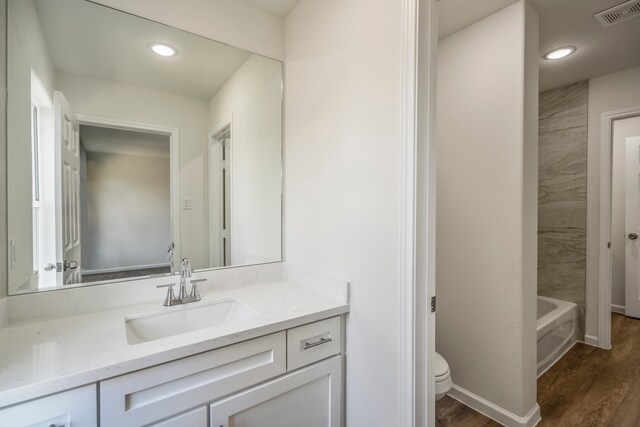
[100, 332, 286, 426]
[0, 385, 97, 427]
[287, 316, 341, 371]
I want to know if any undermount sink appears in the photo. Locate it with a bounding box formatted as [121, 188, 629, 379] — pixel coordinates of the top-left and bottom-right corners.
[125, 298, 258, 345]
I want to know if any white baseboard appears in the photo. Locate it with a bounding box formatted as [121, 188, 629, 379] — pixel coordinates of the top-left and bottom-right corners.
[583, 334, 600, 347]
[611, 304, 626, 314]
[448, 384, 541, 427]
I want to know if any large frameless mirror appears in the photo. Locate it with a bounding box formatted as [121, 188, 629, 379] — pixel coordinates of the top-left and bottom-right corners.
[6, 0, 283, 294]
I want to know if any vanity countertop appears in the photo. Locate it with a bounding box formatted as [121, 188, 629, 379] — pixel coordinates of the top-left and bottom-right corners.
[0, 279, 349, 408]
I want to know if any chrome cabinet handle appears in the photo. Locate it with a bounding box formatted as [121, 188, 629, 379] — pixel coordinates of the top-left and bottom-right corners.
[49, 424, 65, 427]
[303, 337, 332, 350]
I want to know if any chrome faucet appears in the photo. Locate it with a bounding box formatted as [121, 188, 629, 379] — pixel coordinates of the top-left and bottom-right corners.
[156, 257, 205, 306]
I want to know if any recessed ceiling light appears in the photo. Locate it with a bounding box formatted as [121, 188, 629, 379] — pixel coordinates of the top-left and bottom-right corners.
[149, 43, 178, 57]
[543, 46, 576, 60]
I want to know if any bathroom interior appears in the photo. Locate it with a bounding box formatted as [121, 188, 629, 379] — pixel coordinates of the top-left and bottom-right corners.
[0, 0, 640, 426]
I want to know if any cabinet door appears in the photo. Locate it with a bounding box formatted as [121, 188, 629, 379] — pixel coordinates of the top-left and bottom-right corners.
[211, 356, 341, 427]
[151, 407, 207, 427]
[0, 385, 96, 427]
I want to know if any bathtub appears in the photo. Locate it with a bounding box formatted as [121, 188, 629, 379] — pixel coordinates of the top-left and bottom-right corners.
[537, 296, 577, 377]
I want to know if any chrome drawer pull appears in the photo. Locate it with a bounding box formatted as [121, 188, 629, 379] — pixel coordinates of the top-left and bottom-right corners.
[303, 337, 332, 350]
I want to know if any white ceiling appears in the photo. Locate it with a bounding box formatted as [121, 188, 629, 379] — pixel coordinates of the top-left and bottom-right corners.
[80, 125, 170, 158]
[438, 0, 518, 40]
[34, 0, 252, 100]
[438, 0, 640, 92]
[243, 0, 301, 18]
[531, 0, 640, 91]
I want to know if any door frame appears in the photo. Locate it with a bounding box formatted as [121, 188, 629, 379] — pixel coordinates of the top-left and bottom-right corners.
[598, 106, 640, 349]
[75, 113, 181, 273]
[399, 0, 438, 425]
[208, 118, 234, 268]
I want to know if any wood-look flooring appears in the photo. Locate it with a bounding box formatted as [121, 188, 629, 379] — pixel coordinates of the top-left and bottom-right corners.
[436, 313, 640, 426]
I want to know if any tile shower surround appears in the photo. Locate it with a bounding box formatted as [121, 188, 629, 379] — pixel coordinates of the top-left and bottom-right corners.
[538, 81, 588, 340]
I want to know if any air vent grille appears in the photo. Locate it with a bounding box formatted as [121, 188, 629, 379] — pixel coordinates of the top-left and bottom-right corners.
[594, 0, 640, 27]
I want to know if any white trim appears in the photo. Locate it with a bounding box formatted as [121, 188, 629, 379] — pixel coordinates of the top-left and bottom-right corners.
[416, 0, 439, 426]
[597, 106, 640, 350]
[81, 263, 170, 275]
[583, 334, 600, 347]
[208, 118, 234, 268]
[449, 385, 541, 427]
[75, 113, 181, 274]
[399, 0, 418, 425]
[611, 304, 626, 314]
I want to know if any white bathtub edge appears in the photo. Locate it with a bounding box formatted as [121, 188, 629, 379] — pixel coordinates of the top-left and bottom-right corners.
[448, 384, 541, 427]
[537, 340, 577, 378]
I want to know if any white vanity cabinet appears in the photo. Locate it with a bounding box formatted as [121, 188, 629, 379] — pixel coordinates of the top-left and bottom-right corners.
[0, 384, 97, 427]
[100, 316, 343, 427]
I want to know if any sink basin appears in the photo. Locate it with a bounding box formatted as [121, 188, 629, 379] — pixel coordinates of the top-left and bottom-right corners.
[125, 298, 258, 345]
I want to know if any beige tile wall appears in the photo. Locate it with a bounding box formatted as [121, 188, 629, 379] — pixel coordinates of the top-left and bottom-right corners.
[538, 81, 589, 339]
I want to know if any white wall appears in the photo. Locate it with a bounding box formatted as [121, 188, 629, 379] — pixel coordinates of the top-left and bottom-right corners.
[610, 116, 640, 308]
[284, 0, 405, 424]
[586, 66, 640, 338]
[92, 0, 284, 60]
[56, 72, 210, 269]
[436, 1, 538, 418]
[209, 55, 282, 266]
[6, 0, 56, 292]
[84, 151, 170, 272]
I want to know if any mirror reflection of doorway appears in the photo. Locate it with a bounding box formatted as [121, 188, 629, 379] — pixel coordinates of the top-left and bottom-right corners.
[209, 123, 232, 268]
[79, 124, 173, 283]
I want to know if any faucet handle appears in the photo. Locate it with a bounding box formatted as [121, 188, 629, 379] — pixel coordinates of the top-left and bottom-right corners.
[189, 278, 205, 300]
[157, 283, 177, 306]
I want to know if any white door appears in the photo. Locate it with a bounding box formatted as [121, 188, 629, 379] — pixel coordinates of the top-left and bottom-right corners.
[211, 356, 341, 427]
[209, 125, 232, 268]
[625, 136, 640, 318]
[54, 91, 81, 285]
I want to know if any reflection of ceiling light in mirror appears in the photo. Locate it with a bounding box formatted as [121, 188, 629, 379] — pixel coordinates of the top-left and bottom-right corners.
[543, 46, 576, 60]
[149, 43, 178, 57]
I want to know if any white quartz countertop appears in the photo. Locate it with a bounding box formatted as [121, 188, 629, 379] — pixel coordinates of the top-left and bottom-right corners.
[0, 279, 349, 408]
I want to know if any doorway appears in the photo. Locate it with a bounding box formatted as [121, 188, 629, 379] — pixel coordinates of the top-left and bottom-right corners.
[610, 116, 640, 318]
[598, 107, 640, 347]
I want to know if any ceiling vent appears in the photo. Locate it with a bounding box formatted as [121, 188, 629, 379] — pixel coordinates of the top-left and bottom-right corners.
[594, 0, 640, 27]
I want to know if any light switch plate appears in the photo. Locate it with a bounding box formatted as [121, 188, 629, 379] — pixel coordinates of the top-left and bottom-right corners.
[183, 197, 192, 210]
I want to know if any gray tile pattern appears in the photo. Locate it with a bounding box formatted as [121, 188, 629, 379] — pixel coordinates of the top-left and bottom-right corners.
[538, 81, 588, 340]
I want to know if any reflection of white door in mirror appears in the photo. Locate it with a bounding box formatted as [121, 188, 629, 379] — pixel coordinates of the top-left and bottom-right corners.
[54, 91, 82, 285]
[209, 122, 233, 268]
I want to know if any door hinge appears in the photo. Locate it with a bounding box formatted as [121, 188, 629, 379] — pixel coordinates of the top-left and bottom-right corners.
[607, 241, 611, 249]
[431, 296, 437, 313]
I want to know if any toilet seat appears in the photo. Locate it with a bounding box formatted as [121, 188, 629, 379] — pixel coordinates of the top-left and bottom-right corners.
[435, 352, 450, 380]
[435, 352, 452, 400]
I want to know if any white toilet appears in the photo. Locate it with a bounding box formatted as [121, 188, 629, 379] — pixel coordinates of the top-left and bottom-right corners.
[435, 352, 452, 400]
